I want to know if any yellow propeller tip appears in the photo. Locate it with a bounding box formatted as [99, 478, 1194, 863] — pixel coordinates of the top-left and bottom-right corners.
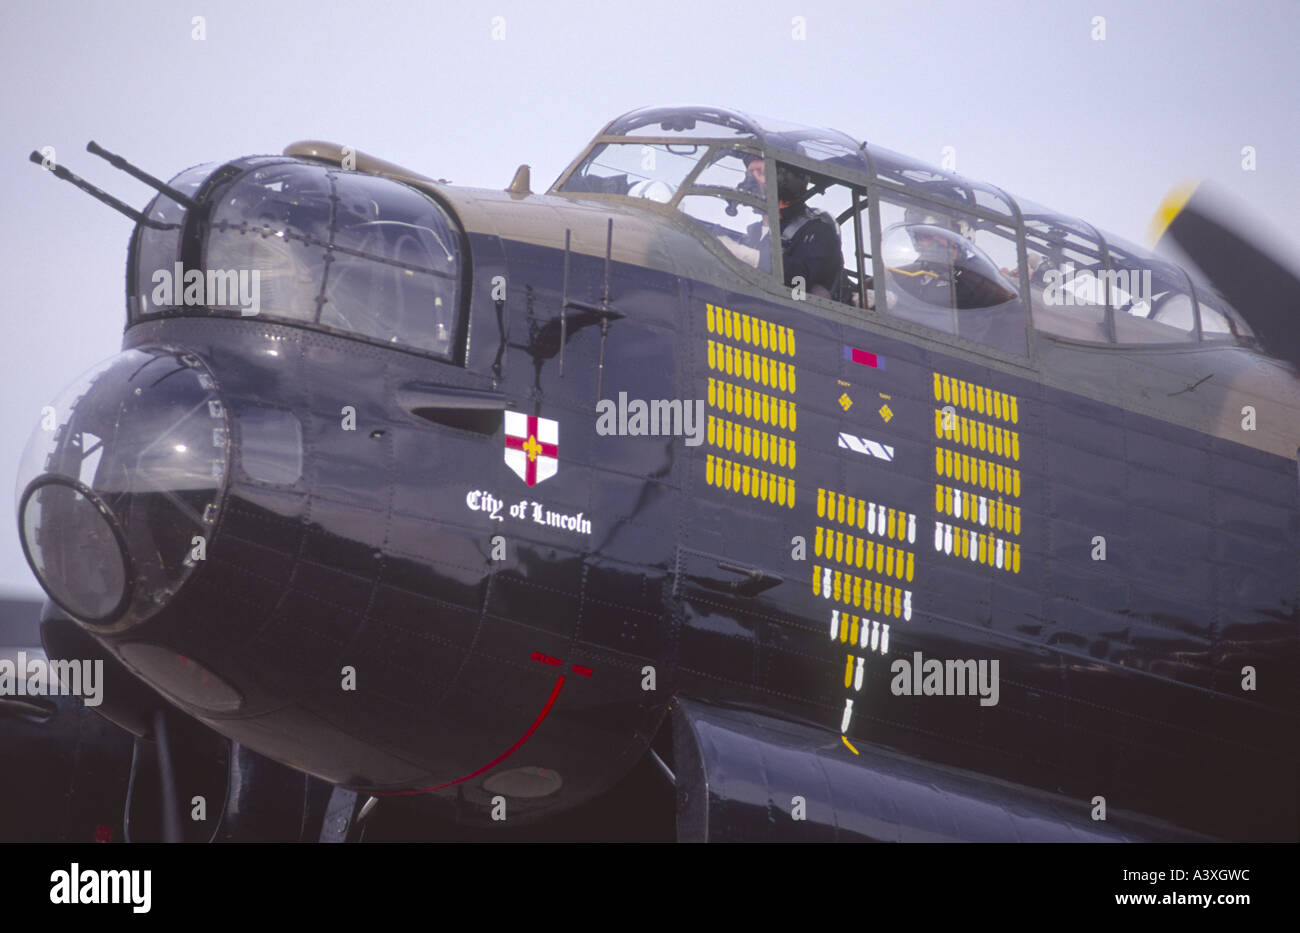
[1148, 180, 1201, 247]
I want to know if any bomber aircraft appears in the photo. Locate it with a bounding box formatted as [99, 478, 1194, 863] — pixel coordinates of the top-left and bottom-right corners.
[8, 105, 1298, 841]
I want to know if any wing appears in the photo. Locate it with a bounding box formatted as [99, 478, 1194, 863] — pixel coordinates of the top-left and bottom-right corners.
[671, 699, 1216, 842]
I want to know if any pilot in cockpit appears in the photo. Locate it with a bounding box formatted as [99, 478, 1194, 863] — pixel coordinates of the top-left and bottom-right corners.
[889, 209, 1016, 310]
[729, 157, 843, 301]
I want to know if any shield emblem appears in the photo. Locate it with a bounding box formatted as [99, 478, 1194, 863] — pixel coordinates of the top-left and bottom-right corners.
[504, 411, 558, 487]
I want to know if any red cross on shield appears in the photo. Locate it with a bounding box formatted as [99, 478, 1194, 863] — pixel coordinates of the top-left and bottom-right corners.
[504, 411, 558, 486]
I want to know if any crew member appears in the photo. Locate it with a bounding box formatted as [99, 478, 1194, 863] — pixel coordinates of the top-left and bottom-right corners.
[890, 211, 1015, 310]
[735, 158, 844, 300]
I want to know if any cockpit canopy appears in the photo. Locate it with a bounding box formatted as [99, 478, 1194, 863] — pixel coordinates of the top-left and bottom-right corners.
[553, 105, 1258, 358]
[881, 224, 1019, 310]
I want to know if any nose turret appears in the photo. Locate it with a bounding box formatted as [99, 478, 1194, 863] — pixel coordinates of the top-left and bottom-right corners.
[16, 348, 229, 631]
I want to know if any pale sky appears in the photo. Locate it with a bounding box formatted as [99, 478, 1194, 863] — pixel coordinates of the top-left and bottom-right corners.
[2, 0, 1297, 595]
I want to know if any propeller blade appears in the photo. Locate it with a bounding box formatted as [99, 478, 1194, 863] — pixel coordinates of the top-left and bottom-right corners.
[1150, 182, 1300, 367]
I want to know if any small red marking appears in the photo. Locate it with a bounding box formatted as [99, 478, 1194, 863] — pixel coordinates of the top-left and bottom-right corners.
[372, 675, 566, 797]
[573, 665, 593, 678]
[93, 825, 113, 843]
[850, 348, 879, 368]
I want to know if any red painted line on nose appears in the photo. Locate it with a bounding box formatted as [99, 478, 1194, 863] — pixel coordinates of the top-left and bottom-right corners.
[371, 674, 566, 797]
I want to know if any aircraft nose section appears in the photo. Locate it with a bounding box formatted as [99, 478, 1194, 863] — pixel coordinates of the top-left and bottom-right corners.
[16, 348, 230, 630]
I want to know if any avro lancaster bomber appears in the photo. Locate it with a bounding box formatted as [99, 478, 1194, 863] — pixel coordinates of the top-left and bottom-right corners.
[8, 106, 1298, 841]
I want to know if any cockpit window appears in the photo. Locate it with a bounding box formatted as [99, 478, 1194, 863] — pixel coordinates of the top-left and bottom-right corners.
[677, 149, 770, 271]
[1105, 237, 1196, 344]
[609, 108, 757, 138]
[133, 160, 463, 360]
[131, 162, 222, 317]
[878, 196, 1027, 356]
[793, 138, 860, 163]
[319, 172, 461, 351]
[1194, 283, 1255, 342]
[881, 224, 1019, 310]
[205, 163, 334, 322]
[692, 149, 754, 189]
[558, 142, 705, 199]
[1018, 200, 1112, 342]
[559, 143, 774, 271]
[1020, 199, 1256, 349]
[868, 146, 1019, 226]
[868, 145, 1016, 221]
[679, 195, 770, 270]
